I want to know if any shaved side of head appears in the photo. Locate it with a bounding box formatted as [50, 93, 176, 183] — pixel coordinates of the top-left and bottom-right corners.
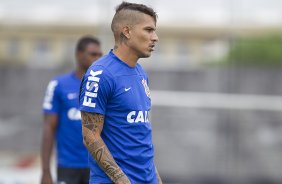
[111, 10, 145, 43]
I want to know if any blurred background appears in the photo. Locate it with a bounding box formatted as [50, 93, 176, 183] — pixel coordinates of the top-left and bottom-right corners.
[1, 0, 282, 183]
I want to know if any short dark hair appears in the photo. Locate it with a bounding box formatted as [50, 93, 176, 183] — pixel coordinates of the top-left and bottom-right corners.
[115, 2, 157, 22]
[76, 36, 100, 52]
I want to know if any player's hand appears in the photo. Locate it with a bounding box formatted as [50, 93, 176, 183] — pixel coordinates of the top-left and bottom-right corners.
[41, 171, 53, 184]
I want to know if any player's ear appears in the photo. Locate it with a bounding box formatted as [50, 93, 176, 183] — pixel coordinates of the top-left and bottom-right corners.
[122, 26, 131, 39]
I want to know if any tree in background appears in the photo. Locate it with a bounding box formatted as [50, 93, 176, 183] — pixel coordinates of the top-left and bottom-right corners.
[226, 34, 282, 66]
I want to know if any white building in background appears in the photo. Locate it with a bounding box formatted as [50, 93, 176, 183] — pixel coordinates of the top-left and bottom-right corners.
[0, 0, 281, 69]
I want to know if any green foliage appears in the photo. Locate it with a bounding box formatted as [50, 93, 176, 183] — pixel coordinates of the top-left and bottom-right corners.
[226, 34, 282, 66]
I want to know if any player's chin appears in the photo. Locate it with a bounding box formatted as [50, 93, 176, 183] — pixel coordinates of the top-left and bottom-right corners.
[138, 49, 153, 58]
[142, 51, 152, 58]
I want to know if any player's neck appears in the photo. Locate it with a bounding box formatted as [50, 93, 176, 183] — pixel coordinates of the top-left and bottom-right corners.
[75, 68, 85, 80]
[113, 44, 138, 67]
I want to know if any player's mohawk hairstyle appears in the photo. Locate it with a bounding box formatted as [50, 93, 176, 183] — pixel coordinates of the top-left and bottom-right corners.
[115, 1, 157, 22]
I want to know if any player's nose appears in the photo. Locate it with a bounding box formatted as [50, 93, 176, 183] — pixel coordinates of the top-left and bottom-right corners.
[152, 32, 159, 42]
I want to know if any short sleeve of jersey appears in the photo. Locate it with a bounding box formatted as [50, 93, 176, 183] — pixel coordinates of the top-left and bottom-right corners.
[79, 66, 113, 115]
[42, 79, 60, 114]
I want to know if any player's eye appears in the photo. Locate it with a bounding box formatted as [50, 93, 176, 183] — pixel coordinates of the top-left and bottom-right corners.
[144, 27, 155, 32]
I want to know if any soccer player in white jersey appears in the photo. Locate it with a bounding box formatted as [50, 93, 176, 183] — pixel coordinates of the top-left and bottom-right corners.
[79, 2, 162, 184]
[41, 36, 102, 184]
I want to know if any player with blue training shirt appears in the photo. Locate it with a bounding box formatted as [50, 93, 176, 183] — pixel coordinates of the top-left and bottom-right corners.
[41, 36, 102, 184]
[79, 2, 162, 184]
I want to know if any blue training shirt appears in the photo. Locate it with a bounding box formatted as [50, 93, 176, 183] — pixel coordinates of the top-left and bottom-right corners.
[79, 50, 158, 184]
[43, 72, 89, 168]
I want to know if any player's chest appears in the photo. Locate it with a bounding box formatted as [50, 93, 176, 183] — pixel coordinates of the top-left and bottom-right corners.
[60, 87, 80, 108]
[111, 75, 151, 110]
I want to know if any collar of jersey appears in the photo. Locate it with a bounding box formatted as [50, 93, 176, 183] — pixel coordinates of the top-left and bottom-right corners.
[109, 50, 137, 69]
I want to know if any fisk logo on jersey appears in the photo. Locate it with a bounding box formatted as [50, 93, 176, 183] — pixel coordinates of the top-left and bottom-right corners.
[83, 70, 103, 108]
[127, 111, 150, 123]
[43, 80, 58, 110]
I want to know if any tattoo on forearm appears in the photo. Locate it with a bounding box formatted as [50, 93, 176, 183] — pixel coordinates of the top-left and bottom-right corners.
[81, 112, 130, 184]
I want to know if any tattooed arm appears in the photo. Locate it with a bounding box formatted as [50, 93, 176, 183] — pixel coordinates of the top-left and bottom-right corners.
[81, 111, 131, 184]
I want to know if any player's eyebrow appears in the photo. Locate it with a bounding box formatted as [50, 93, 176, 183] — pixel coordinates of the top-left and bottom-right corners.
[144, 26, 156, 31]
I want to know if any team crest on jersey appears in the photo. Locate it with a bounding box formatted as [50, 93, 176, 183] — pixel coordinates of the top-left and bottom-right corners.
[142, 78, 150, 98]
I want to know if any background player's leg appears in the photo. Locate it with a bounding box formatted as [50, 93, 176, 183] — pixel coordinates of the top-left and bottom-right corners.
[80, 168, 90, 184]
[57, 167, 81, 184]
